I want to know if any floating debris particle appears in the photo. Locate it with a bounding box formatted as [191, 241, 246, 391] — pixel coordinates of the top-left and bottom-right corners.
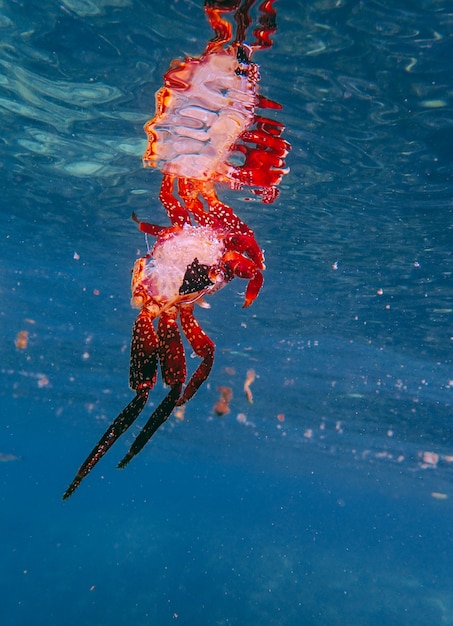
[174, 405, 185, 421]
[420, 99, 447, 108]
[213, 386, 233, 416]
[244, 369, 255, 404]
[15, 330, 29, 349]
[37, 374, 50, 388]
[0, 453, 21, 463]
[421, 451, 439, 466]
[431, 492, 448, 500]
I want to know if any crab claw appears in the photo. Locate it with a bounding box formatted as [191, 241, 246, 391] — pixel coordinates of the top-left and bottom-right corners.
[222, 250, 264, 308]
[224, 232, 265, 269]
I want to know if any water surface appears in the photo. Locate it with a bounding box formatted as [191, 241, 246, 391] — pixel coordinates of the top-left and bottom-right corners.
[1, 1, 452, 624]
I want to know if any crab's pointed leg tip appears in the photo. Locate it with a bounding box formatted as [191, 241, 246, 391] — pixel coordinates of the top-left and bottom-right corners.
[62, 484, 75, 501]
[62, 474, 83, 500]
[117, 454, 132, 470]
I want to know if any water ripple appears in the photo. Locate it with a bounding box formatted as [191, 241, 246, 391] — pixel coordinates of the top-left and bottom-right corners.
[0, 60, 122, 132]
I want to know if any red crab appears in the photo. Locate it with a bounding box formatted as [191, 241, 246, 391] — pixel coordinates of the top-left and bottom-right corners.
[143, 2, 289, 225]
[62, 217, 264, 499]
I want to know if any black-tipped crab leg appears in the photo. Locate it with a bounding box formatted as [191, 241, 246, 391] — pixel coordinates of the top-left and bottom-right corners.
[63, 310, 159, 499]
[117, 383, 182, 469]
[118, 309, 187, 468]
[131, 211, 167, 237]
[62, 390, 149, 500]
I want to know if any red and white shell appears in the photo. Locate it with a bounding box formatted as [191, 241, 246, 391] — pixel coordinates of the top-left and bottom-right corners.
[131, 225, 228, 311]
[143, 45, 258, 184]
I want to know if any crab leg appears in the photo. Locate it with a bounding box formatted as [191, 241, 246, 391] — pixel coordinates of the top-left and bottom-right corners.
[233, 0, 257, 44]
[159, 175, 191, 226]
[117, 383, 182, 469]
[62, 391, 150, 500]
[131, 211, 166, 237]
[129, 310, 160, 390]
[250, 0, 277, 50]
[177, 303, 215, 406]
[198, 183, 254, 237]
[117, 309, 186, 468]
[62, 311, 159, 499]
[177, 178, 247, 235]
[204, 1, 240, 49]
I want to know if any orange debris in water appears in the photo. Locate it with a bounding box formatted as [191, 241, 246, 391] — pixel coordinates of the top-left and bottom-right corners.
[213, 386, 233, 416]
[422, 451, 439, 466]
[243, 369, 255, 404]
[15, 330, 29, 350]
[174, 405, 186, 421]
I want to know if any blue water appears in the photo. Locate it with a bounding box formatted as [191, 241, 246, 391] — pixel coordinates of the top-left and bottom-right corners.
[1, 0, 452, 624]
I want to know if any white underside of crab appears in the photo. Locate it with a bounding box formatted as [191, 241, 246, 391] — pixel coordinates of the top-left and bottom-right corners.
[134, 225, 227, 307]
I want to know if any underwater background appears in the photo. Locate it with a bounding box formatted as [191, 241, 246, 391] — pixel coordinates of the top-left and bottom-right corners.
[1, 0, 452, 624]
